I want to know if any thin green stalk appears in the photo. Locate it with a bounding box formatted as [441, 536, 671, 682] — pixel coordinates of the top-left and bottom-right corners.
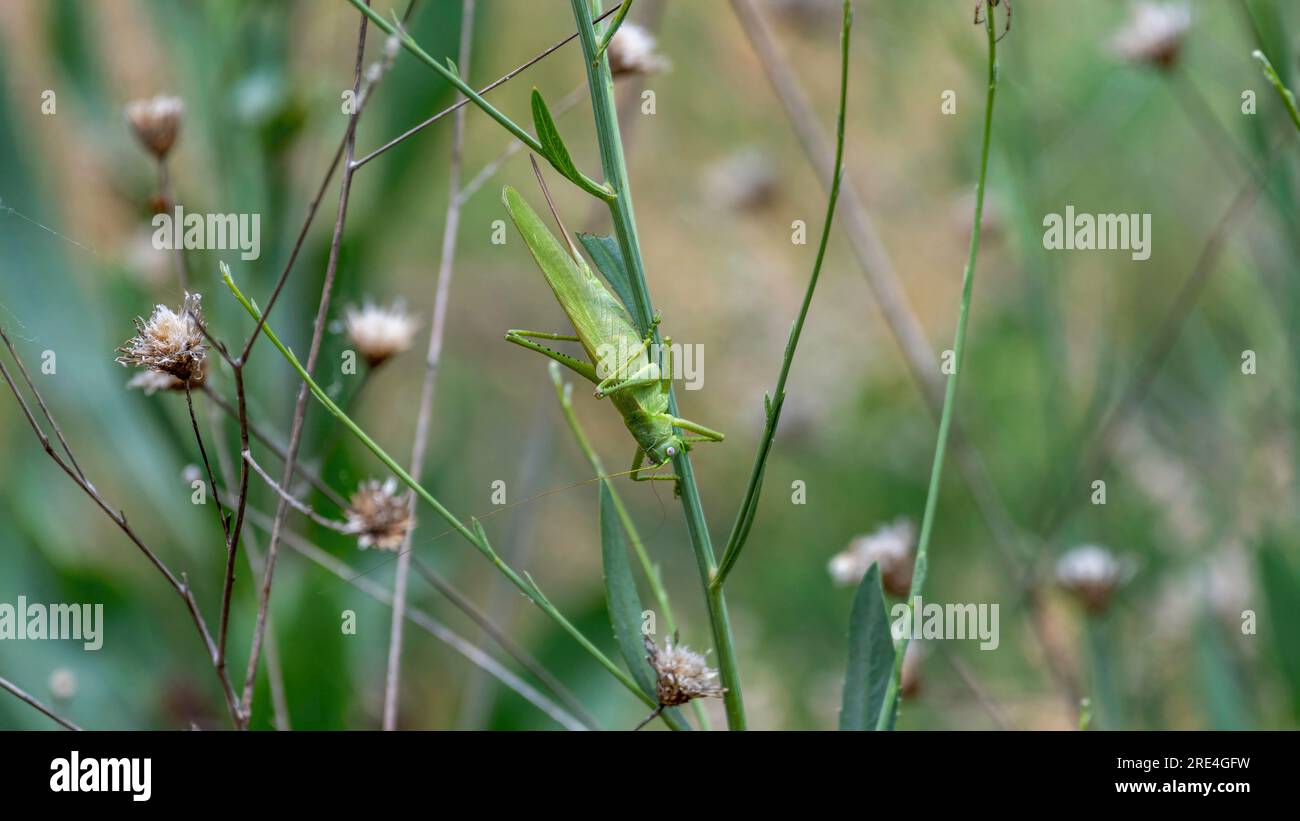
[712, 0, 852, 591]
[569, 0, 746, 729]
[548, 363, 711, 731]
[1253, 49, 1300, 133]
[876, 4, 1000, 730]
[221, 263, 654, 710]
[346, 0, 613, 200]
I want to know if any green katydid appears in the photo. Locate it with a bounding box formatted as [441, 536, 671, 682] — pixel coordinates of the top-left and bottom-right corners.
[502, 162, 724, 485]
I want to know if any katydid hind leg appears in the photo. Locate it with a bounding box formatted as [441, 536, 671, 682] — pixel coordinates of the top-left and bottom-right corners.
[505, 331, 598, 384]
[670, 415, 725, 442]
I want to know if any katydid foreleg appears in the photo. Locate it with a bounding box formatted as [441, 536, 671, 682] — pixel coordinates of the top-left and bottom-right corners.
[630, 446, 678, 483]
[595, 312, 662, 397]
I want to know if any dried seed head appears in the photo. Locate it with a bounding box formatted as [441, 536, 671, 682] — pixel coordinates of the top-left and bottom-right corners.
[116, 292, 206, 383]
[1111, 2, 1191, 69]
[827, 518, 916, 596]
[1056, 544, 1131, 614]
[607, 23, 670, 77]
[345, 478, 413, 551]
[345, 300, 418, 368]
[643, 634, 726, 707]
[125, 95, 184, 160]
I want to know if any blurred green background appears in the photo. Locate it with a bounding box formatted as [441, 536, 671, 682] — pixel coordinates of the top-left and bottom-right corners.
[1, 0, 1299, 730]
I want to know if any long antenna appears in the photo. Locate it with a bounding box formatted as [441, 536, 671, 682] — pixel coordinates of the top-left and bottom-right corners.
[530, 154, 583, 262]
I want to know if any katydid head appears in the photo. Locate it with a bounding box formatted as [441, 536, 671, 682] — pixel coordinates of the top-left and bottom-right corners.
[646, 434, 684, 466]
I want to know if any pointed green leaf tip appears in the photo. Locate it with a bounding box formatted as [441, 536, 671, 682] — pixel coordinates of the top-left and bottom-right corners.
[531, 88, 583, 186]
[839, 563, 896, 730]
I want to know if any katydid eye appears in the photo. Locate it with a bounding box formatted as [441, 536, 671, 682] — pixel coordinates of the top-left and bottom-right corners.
[666, 446, 676, 457]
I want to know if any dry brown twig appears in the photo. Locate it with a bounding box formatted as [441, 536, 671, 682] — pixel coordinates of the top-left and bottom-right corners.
[0, 673, 83, 731]
[0, 327, 244, 727]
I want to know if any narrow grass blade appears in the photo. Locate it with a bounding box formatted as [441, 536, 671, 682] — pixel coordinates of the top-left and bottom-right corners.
[839, 564, 895, 730]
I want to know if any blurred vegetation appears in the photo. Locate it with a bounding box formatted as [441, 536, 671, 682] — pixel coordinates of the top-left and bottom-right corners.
[0, 0, 1298, 730]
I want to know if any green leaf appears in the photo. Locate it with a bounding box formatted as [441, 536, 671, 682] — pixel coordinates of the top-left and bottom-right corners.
[1259, 539, 1300, 723]
[599, 483, 690, 730]
[600, 483, 656, 696]
[839, 564, 896, 730]
[531, 88, 584, 188]
[576, 232, 637, 317]
[1194, 615, 1251, 730]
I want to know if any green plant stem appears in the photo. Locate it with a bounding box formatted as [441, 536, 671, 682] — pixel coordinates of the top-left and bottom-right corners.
[712, 0, 851, 591]
[1253, 49, 1300, 133]
[346, 0, 613, 200]
[875, 5, 1000, 730]
[548, 363, 711, 730]
[221, 264, 655, 711]
[569, 0, 746, 729]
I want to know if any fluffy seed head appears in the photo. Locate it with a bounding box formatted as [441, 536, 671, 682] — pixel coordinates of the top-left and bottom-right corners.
[1056, 544, 1131, 613]
[1111, 2, 1191, 69]
[346, 478, 413, 551]
[116, 292, 206, 383]
[607, 23, 670, 77]
[828, 518, 916, 596]
[125, 95, 184, 160]
[345, 300, 418, 368]
[644, 634, 726, 706]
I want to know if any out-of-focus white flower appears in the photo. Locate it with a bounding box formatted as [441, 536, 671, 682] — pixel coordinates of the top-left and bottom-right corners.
[607, 23, 670, 77]
[1111, 2, 1191, 69]
[704, 147, 779, 211]
[345, 300, 418, 368]
[125, 95, 183, 159]
[181, 464, 203, 486]
[1056, 544, 1132, 613]
[48, 668, 77, 701]
[828, 518, 916, 596]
